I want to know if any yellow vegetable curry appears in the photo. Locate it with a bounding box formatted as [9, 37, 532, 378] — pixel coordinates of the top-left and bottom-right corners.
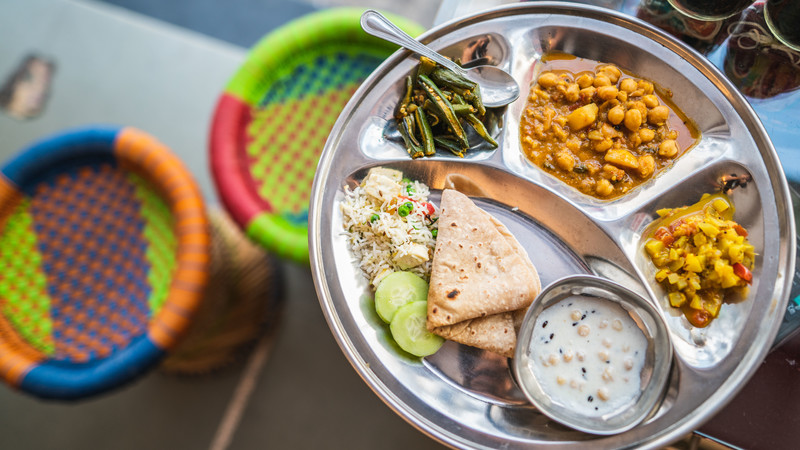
[644, 193, 755, 328]
[519, 55, 699, 199]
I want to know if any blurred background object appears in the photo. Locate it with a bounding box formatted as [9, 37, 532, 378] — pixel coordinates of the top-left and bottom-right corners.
[0, 0, 446, 448]
[159, 209, 281, 375]
[666, 0, 752, 21]
[723, 1, 800, 99]
[634, 0, 747, 54]
[0, 55, 56, 120]
[209, 8, 423, 263]
[0, 125, 210, 400]
[763, 0, 800, 52]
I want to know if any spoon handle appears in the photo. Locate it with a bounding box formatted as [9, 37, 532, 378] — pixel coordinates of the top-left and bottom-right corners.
[360, 10, 466, 76]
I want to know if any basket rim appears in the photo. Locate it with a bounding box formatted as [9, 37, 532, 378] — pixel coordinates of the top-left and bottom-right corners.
[0, 125, 210, 400]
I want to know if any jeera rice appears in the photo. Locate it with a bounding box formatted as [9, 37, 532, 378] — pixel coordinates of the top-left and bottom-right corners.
[341, 167, 438, 289]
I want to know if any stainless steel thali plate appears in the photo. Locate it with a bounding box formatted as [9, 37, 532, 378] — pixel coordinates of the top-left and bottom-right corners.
[308, 3, 796, 448]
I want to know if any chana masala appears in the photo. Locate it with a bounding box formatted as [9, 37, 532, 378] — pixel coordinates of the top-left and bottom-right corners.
[519, 55, 699, 199]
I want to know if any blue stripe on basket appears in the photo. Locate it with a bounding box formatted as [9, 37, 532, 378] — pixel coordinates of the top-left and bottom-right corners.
[19, 335, 164, 400]
[1, 126, 121, 187]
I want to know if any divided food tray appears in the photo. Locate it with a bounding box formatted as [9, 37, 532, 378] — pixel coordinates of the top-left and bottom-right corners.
[309, 3, 795, 448]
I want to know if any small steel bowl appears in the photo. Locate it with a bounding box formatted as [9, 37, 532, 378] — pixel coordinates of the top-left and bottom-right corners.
[513, 274, 672, 435]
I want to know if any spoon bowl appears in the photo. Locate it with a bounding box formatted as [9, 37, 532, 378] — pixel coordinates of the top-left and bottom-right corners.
[360, 10, 520, 108]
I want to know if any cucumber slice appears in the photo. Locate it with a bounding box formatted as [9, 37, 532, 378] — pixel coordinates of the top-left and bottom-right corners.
[390, 301, 444, 357]
[375, 271, 429, 323]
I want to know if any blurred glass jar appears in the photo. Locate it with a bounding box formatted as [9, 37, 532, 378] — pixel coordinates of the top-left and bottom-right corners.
[724, 2, 800, 98]
[764, 0, 800, 51]
[667, 0, 753, 20]
[636, 0, 748, 54]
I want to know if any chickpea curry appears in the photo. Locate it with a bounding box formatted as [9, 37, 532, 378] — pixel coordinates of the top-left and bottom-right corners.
[644, 193, 755, 328]
[519, 55, 699, 199]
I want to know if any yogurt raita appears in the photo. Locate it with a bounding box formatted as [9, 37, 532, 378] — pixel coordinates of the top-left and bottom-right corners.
[528, 296, 648, 416]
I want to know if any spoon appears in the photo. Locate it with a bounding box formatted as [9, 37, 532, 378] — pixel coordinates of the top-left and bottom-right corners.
[360, 10, 520, 108]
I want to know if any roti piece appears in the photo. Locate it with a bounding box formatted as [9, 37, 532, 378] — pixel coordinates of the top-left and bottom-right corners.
[427, 189, 541, 328]
[431, 312, 518, 358]
[432, 306, 532, 358]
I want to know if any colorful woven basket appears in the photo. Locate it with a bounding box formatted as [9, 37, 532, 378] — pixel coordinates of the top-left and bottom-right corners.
[160, 209, 281, 375]
[0, 126, 210, 399]
[210, 8, 424, 263]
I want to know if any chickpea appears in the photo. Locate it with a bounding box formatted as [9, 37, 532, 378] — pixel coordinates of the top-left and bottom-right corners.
[617, 91, 628, 102]
[643, 94, 659, 108]
[593, 74, 612, 88]
[638, 154, 655, 178]
[538, 72, 558, 88]
[629, 132, 642, 148]
[598, 65, 621, 83]
[639, 128, 656, 143]
[638, 79, 655, 94]
[596, 178, 614, 197]
[624, 108, 642, 132]
[576, 73, 594, 89]
[556, 150, 576, 171]
[596, 85, 619, 101]
[658, 139, 679, 157]
[630, 89, 645, 98]
[565, 83, 580, 102]
[648, 105, 670, 125]
[535, 88, 550, 100]
[607, 105, 625, 125]
[667, 130, 678, 140]
[629, 100, 647, 117]
[579, 86, 596, 102]
[619, 78, 637, 93]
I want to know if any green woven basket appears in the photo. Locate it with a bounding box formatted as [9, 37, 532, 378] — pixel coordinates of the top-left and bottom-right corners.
[210, 8, 424, 263]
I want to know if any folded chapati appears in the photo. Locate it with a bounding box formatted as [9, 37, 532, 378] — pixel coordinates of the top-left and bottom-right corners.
[427, 189, 541, 331]
[431, 312, 517, 358]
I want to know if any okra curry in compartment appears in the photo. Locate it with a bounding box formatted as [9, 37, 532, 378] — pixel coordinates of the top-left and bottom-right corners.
[520, 54, 700, 199]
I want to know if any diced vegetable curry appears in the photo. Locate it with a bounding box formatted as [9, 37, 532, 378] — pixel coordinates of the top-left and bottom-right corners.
[519, 54, 699, 199]
[644, 193, 755, 328]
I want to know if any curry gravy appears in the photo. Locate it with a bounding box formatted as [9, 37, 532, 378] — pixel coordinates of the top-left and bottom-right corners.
[520, 54, 699, 199]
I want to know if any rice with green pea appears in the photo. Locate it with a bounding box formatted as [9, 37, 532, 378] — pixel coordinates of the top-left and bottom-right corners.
[340, 170, 438, 290]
